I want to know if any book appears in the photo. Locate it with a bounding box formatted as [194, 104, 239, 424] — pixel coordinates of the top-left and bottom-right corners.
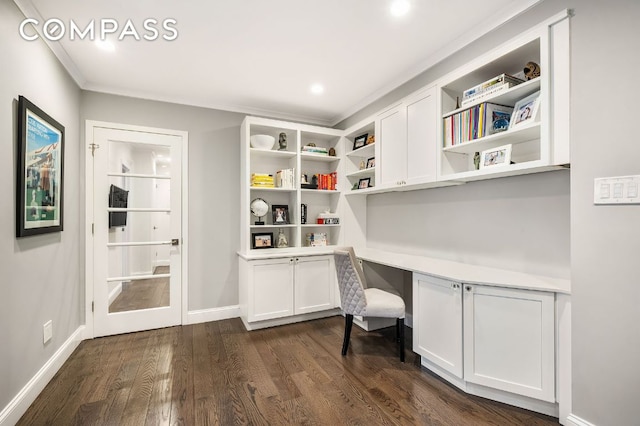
[461, 82, 515, 107]
[462, 73, 524, 101]
[443, 102, 514, 146]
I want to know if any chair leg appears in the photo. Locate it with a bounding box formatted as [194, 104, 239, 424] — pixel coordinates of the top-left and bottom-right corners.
[342, 314, 354, 356]
[398, 318, 405, 362]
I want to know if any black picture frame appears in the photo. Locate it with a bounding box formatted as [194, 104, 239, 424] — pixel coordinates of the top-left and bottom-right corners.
[16, 96, 65, 237]
[353, 133, 368, 150]
[252, 232, 273, 249]
[358, 177, 371, 189]
[366, 157, 375, 169]
[272, 204, 290, 224]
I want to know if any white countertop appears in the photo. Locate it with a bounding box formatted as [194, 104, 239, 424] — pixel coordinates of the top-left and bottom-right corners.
[237, 246, 336, 260]
[355, 247, 571, 294]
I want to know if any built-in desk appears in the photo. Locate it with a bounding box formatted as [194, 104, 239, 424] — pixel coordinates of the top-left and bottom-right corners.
[353, 247, 570, 419]
[355, 247, 570, 294]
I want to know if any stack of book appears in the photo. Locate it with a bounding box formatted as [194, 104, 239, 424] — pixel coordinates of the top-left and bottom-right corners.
[443, 103, 514, 147]
[275, 168, 295, 188]
[305, 232, 328, 247]
[302, 145, 328, 156]
[313, 172, 337, 190]
[250, 173, 274, 188]
[461, 73, 524, 107]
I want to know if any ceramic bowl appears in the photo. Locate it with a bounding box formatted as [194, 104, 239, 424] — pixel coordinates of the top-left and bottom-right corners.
[250, 134, 276, 150]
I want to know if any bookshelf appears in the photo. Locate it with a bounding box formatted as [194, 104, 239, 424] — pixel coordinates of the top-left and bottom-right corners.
[437, 21, 570, 181]
[240, 116, 344, 254]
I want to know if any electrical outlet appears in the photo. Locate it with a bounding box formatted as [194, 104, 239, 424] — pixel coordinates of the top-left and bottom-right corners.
[43, 320, 52, 344]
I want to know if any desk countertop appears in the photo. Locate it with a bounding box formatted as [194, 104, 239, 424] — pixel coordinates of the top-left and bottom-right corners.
[356, 247, 571, 294]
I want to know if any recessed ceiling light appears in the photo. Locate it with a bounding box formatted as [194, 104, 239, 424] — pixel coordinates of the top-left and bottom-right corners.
[310, 83, 325, 95]
[390, 0, 410, 17]
[95, 40, 115, 52]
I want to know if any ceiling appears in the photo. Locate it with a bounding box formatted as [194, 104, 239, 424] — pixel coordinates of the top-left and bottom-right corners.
[14, 0, 540, 126]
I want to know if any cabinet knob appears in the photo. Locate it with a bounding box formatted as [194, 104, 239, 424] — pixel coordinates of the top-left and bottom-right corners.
[465, 285, 472, 292]
[290, 258, 294, 263]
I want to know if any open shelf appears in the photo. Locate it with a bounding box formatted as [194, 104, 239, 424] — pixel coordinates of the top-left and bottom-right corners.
[443, 122, 541, 155]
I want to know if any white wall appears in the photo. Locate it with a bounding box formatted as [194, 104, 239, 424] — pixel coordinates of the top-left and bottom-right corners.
[0, 0, 82, 412]
[81, 92, 244, 310]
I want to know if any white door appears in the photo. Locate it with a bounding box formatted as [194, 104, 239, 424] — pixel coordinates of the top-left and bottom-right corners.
[91, 126, 183, 337]
[413, 273, 463, 378]
[463, 285, 555, 402]
[377, 106, 407, 187]
[294, 255, 334, 315]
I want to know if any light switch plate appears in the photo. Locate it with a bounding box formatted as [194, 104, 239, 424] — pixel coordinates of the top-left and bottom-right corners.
[594, 175, 640, 204]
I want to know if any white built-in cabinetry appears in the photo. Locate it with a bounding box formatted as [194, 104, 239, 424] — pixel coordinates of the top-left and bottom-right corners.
[239, 254, 338, 330]
[376, 86, 439, 189]
[239, 117, 343, 330]
[413, 273, 556, 407]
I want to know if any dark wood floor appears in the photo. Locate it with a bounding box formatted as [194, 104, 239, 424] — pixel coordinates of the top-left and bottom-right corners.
[109, 266, 169, 313]
[19, 316, 559, 425]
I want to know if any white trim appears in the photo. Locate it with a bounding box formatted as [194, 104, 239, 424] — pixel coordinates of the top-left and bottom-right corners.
[0, 326, 84, 426]
[108, 283, 123, 305]
[565, 414, 597, 426]
[185, 305, 241, 325]
[84, 120, 189, 339]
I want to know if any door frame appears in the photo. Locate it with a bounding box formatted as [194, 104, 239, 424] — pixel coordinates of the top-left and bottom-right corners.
[84, 120, 189, 339]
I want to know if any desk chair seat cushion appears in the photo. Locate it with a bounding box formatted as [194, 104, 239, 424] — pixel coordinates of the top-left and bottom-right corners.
[363, 288, 405, 319]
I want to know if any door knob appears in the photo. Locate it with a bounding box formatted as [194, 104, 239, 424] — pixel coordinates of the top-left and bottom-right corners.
[171, 238, 180, 246]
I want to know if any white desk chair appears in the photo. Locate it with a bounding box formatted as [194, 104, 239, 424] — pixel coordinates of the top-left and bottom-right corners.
[333, 247, 405, 362]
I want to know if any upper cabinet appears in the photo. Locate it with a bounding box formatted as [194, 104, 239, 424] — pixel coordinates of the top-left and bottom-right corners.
[437, 16, 570, 182]
[376, 86, 439, 189]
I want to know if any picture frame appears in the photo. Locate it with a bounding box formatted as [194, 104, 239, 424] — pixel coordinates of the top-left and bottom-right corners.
[272, 204, 290, 224]
[16, 96, 65, 237]
[252, 232, 273, 249]
[509, 91, 540, 129]
[366, 134, 375, 145]
[479, 144, 512, 169]
[353, 133, 368, 151]
[366, 157, 375, 169]
[358, 177, 371, 189]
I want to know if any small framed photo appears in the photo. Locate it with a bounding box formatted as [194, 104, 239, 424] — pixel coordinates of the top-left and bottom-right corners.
[272, 205, 290, 224]
[358, 177, 371, 189]
[366, 135, 375, 145]
[252, 232, 273, 249]
[17, 96, 65, 237]
[353, 133, 368, 151]
[510, 91, 540, 129]
[366, 157, 375, 169]
[480, 144, 512, 169]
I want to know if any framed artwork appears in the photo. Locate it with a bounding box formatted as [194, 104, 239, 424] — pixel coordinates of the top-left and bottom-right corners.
[252, 232, 273, 249]
[272, 204, 290, 224]
[353, 133, 368, 150]
[16, 96, 65, 237]
[366, 134, 375, 145]
[366, 157, 375, 169]
[479, 144, 512, 169]
[358, 177, 371, 189]
[510, 91, 540, 129]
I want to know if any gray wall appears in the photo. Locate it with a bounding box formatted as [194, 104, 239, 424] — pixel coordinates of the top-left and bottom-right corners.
[81, 92, 244, 310]
[367, 171, 570, 279]
[339, 0, 640, 424]
[0, 0, 82, 412]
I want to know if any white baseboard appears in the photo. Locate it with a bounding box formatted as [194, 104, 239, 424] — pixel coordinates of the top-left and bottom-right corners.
[108, 283, 122, 305]
[0, 326, 84, 426]
[566, 414, 597, 426]
[185, 305, 240, 325]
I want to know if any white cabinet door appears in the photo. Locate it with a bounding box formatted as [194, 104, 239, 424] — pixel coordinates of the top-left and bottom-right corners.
[295, 255, 335, 315]
[463, 285, 555, 402]
[413, 273, 463, 378]
[406, 87, 437, 184]
[249, 258, 294, 322]
[377, 105, 407, 187]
